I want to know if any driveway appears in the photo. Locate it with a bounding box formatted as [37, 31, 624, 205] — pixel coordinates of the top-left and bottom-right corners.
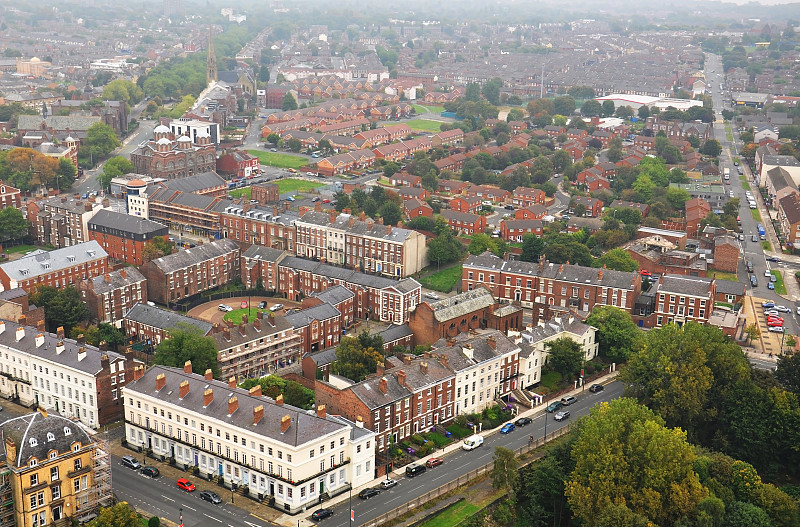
[187, 297, 301, 324]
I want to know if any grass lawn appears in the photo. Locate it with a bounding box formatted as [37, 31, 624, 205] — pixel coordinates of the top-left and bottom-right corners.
[419, 501, 481, 527]
[3, 244, 37, 255]
[762, 240, 772, 252]
[246, 150, 308, 169]
[711, 271, 739, 282]
[751, 208, 762, 221]
[770, 270, 787, 295]
[405, 119, 444, 132]
[413, 104, 446, 114]
[740, 176, 750, 191]
[228, 187, 251, 199]
[276, 178, 324, 194]
[418, 265, 462, 292]
[223, 307, 263, 325]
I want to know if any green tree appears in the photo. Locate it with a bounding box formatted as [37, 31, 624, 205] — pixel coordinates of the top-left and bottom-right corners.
[287, 138, 302, 152]
[90, 502, 141, 527]
[491, 447, 519, 498]
[331, 335, 384, 382]
[427, 232, 464, 268]
[592, 248, 638, 272]
[266, 132, 280, 146]
[258, 65, 270, 83]
[580, 99, 602, 117]
[240, 376, 314, 409]
[154, 324, 220, 379]
[282, 92, 298, 111]
[601, 100, 616, 117]
[141, 236, 175, 262]
[701, 139, 722, 157]
[744, 323, 761, 345]
[585, 306, 641, 363]
[99, 156, 134, 190]
[723, 501, 773, 527]
[637, 106, 650, 119]
[0, 207, 30, 244]
[465, 82, 481, 102]
[30, 286, 89, 334]
[520, 233, 545, 262]
[482, 78, 503, 106]
[468, 233, 506, 257]
[566, 398, 708, 527]
[102, 79, 144, 105]
[545, 337, 584, 378]
[553, 95, 576, 116]
[379, 201, 402, 226]
[775, 352, 800, 395]
[82, 122, 120, 165]
[382, 161, 401, 178]
[148, 517, 161, 527]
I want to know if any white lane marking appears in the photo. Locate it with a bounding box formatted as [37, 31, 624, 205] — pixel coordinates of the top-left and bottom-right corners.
[204, 514, 223, 523]
[161, 495, 175, 502]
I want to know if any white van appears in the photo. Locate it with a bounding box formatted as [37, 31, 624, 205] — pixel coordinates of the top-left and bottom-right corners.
[462, 434, 484, 451]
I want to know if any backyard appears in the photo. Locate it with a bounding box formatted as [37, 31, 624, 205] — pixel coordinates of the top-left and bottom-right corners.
[246, 150, 308, 169]
[710, 271, 738, 282]
[405, 119, 445, 132]
[418, 265, 462, 292]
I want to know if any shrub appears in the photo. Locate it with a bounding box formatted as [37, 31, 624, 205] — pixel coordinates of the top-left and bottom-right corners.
[149, 517, 161, 527]
[411, 434, 426, 446]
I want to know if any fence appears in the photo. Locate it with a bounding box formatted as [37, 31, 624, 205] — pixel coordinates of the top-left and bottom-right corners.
[358, 423, 573, 527]
[174, 289, 279, 312]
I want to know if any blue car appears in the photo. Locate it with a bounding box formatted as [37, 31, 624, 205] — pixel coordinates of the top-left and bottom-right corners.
[768, 282, 775, 290]
[499, 423, 515, 434]
[762, 301, 776, 308]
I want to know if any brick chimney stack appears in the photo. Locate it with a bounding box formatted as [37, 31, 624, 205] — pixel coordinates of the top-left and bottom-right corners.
[84, 202, 92, 212]
[223, 327, 231, 341]
[253, 405, 264, 425]
[329, 211, 337, 222]
[378, 377, 388, 394]
[76, 334, 85, 345]
[242, 314, 249, 325]
[280, 415, 291, 433]
[397, 370, 406, 387]
[316, 405, 326, 419]
[36, 320, 45, 332]
[249, 385, 262, 397]
[228, 377, 237, 389]
[276, 394, 284, 405]
[133, 365, 145, 381]
[349, 217, 355, 227]
[239, 322, 246, 337]
[376, 362, 385, 377]
[184, 360, 192, 374]
[386, 225, 391, 235]
[597, 269, 604, 280]
[315, 201, 322, 212]
[228, 396, 239, 416]
[420, 361, 428, 374]
[205, 369, 214, 381]
[56, 326, 64, 339]
[104, 273, 111, 283]
[487, 336, 497, 350]
[376, 217, 383, 225]
[179, 380, 190, 399]
[439, 354, 449, 367]
[155, 373, 166, 391]
[253, 317, 261, 331]
[203, 388, 214, 407]
[99, 341, 108, 351]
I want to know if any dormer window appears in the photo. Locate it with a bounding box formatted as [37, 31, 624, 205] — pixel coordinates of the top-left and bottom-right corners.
[49, 451, 57, 460]
[63, 427, 72, 436]
[73, 443, 80, 452]
[67, 256, 75, 262]
[47, 433, 55, 442]
[29, 459, 37, 468]
[29, 438, 38, 447]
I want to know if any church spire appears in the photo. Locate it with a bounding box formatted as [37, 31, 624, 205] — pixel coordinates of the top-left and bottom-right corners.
[206, 25, 218, 84]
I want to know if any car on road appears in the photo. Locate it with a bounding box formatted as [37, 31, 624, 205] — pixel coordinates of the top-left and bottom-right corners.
[269, 303, 284, 311]
[515, 417, 533, 427]
[751, 276, 758, 287]
[140, 466, 159, 478]
[424, 292, 440, 300]
[771, 275, 777, 283]
[120, 456, 141, 470]
[176, 478, 196, 492]
[553, 411, 570, 421]
[739, 234, 745, 241]
[765, 310, 780, 317]
[218, 304, 234, 312]
[311, 509, 333, 521]
[322, 199, 331, 203]
[258, 301, 268, 309]
[81, 192, 89, 199]
[768, 320, 784, 327]
[380, 479, 398, 489]
[426, 458, 444, 468]
[358, 488, 381, 499]
[199, 490, 222, 504]
[765, 270, 772, 278]
[546, 401, 562, 412]
[312, 197, 320, 202]
[504, 205, 514, 210]
[776, 305, 791, 313]
[499, 423, 516, 434]
[589, 384, 604, 393]
[560, 395, 577, 406]
[766, 256, 781, 262]
[285, 196, 295, 202]
[796, 306, 800, 316]
[752, 235, 758, 242]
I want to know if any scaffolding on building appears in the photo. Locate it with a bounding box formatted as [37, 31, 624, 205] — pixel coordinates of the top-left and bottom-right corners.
[0, 468, 14, 527]
[75, 432, 113, 524]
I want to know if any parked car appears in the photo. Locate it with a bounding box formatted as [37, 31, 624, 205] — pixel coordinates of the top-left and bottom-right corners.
[269, 303, 284, 311]
[752, 235, 758, 242]
[766, 256, 781, 262]
[426, 458, 443, 468]
[765, 270, 772, 278]
[323, 199, 331, 203]
[796, 306, 800, 316]
[499, 423, 516, 434]
[769, 326, 786, 333]
[199, 490, 222, 504]
[776, 305, 791, 313]
[763, 301, 776, 308]
[771, 275, 777, 283]
[380, 479, 398, 489]
[553, 410, 570, 421]
[120, 456, 140, 470]
[140, 466, 159, 478]
[640, 270, 652, 276]
[176, 478, 196, 492]
[750, 276, 758, 287]
[240, 300, 248, 309]
[515, 417, 533, 427]
[258, 301, 268, 309]
[311, 509, 333, 521]
[768, 282, 775, 290]
[504, 205, 514, 210]
[424, 292, 440, 300]
[560, 396, 577, 406]
[546, 401, 562, 412]
[218, 304, 234, 312]
[589, 384, 604, 393]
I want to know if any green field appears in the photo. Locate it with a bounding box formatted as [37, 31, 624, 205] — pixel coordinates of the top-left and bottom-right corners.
[770, 270, 787, 294]
[3, 244, 37, 255]
[740, 176, 750, 191]
[228, 178, 324, 199]
[413, 104, 446, 114]
[419, 265, 463, 293]
[247, 150, 308, 169]
[419, 501, 481, 527]
[228, 187, 251, 198]
[405, 119, 444, 132]
[223, 307, 262, 325]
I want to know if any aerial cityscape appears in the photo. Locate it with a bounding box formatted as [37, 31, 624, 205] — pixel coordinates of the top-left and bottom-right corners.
[0, 0, 798, 526]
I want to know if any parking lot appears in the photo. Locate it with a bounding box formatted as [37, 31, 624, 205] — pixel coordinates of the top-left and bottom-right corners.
[746, 296, 792, 355]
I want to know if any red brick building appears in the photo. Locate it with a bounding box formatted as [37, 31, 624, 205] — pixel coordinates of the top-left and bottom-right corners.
[216, 149, 259, 179]
[404, 198, 433, 219]
[140, 239, 240, 304]
[285, 302, 342, 354]
[78, 267, 147, 327]
[303, 285, 355, 327]
[250, 182, 280, 204]
[88, 209, 169, 265]
[571, 196, 604, 217]
[130, 125, 217, 180]
[515, 205, 547, 220]
[0, 181, 21, 210]
[440, 210, 487, 235]
[241, 245, 287, 291]
[449, 196, 483, 214]
[712, 236, 740, 273]
[220, 203, 297, 250]
[123, 302, 213, 347]
[512, 187, 546, 208]
[0, 240, 108, 293]
[685, 198, 711, 238]
[500, 218, 543, 242]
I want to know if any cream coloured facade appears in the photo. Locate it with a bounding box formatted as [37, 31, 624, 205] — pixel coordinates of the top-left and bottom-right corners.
[123, 364, 375, 513]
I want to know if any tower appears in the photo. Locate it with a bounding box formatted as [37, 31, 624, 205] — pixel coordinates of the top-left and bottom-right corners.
[207, 26, 218, 84]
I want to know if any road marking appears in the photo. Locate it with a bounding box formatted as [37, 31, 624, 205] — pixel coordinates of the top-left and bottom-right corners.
[244, 522, 262, 527]
[203, 514, 223, 523]
[161, 495, 175, 502]
[182, 505, 197, 511]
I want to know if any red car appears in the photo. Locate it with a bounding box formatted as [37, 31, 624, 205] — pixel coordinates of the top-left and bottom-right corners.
[240, 300, 248, 309]
[640, 270, 652, 276]
[768, 319, 784, 327]
[426, 458, 443, 468]
[176, 478, 196, 492]
[323, 199, 331, 203]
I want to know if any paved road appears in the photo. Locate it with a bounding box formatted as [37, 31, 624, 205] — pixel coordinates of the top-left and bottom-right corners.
[112, 455, 272, 527]
[309, 381, 623, 527]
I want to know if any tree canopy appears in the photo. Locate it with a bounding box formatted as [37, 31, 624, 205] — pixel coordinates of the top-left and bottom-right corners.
[30, 285, 89, 334]
[585, 306, 641, 363]
[154, 324, 220, 379]
[330, 332, 385, 382]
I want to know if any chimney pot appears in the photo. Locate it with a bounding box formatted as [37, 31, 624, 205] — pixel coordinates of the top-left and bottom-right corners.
[487, 336, 497, 350]
[179, 380, 190, 399]
[420, 361, 428, 374]
[76, 333, 85, 345]
[397, 370, 406, 387]
[386, 225, 391, 234]
[99, 340, 108, 351]
[56, 326, 65, 339]
[378, 377, 388, 394]
[184, 360, 192, 374]
[316, 405, 326, 419]
[228, 376, 237, 389]
[205, 369, 214, 381]
[17, 315, 27, 326]
[203, 388, 214, 407]
[104, 273, 110, 283]
[376, 362, 385, 377]
[155, 373, 166, 391]
[228, 396, 239, 416]
[133, 365, 145, 381]
[281, 414, 291, 433]
[36, 320, 45, 332]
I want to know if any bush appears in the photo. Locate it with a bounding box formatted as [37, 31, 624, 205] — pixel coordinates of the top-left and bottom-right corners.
[149, 517, 161, 527]
[411, 434, 426, 446]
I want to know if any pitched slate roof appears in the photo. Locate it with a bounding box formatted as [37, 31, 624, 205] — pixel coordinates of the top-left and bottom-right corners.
[0, 241, 107, 280]
[88, 209, 167, 236]
[123, 302, 213, 335]
[285, 303, 341, 328]
[311, 285, 355, 305]
[87, 267, 146, 295]
[425, 287, 495, 322]
[148, 239, 239, 274]
[380, 323, 413, 344]
[658, 275, 713, 297]
[0, 412, 94, 467]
